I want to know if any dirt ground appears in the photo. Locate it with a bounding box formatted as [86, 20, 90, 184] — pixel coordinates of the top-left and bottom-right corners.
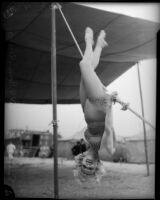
[4, 157, 155, 199]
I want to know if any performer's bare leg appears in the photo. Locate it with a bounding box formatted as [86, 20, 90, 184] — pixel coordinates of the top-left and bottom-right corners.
[79, 27, 94, 110]
[79, 27, 105, 101]
[80, 29, 107, 109]
[92, 30, 108, 70]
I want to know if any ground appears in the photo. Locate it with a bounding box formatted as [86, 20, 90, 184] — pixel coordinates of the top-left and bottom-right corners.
[4, 157, 155, 199]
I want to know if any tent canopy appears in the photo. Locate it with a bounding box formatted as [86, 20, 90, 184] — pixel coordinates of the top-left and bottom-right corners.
[2, 2, 159, 104]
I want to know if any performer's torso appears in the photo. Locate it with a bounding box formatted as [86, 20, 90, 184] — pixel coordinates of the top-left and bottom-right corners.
[84, 99, 105, 122]
[83, 95, 113, 135]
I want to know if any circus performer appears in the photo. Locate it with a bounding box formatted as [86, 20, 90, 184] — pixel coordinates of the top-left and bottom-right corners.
[73, 27, 118, 184]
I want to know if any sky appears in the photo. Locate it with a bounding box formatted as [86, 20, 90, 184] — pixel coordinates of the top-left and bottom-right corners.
[4, 3, 158, 139]
[79, 3, 160, 22]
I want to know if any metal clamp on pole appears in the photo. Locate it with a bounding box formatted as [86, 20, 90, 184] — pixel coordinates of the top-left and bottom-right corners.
[50, 3, 59, 10]
[51, 120, 59, 126]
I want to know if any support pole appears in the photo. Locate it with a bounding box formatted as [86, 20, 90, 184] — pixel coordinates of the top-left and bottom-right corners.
[51, 3, 59, 198]
[137, 62, 150, 176]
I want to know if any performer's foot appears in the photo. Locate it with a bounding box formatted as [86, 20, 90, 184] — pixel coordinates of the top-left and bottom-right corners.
[97, 30, 108, 48]
[85, 27, 94, 45]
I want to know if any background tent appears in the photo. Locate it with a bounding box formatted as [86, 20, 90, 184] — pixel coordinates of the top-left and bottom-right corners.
[2, 2, 159, 104]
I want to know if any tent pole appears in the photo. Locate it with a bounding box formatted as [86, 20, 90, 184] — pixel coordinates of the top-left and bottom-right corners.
[51, 3, 59, 198]
[137, 62, 150, 176]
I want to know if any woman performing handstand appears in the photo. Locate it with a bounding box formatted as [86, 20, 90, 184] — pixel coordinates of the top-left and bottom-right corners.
[74, 27, 117, 183]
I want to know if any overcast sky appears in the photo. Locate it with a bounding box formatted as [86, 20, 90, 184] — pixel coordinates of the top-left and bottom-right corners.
[4, 3, 158, 139]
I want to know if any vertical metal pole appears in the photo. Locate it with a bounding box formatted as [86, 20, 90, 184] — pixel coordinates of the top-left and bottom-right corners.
[137, 62, 150, 176]
[51, 3, 59, 198]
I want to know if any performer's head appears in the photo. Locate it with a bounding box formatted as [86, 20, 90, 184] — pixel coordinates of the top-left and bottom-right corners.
[81, 154, 97, 175]
[74, 153, 105, 184]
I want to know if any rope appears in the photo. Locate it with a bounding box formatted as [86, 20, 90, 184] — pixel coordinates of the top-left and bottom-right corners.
[112, 95, 156, 130]
[56, 3, 83, 58]
[128, 107, 155, 130]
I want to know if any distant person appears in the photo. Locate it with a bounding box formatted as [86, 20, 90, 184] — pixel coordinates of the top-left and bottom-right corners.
[39, 144, 50, 158]
[6, 142, 16, 159]
[19, 145, 24, 157]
